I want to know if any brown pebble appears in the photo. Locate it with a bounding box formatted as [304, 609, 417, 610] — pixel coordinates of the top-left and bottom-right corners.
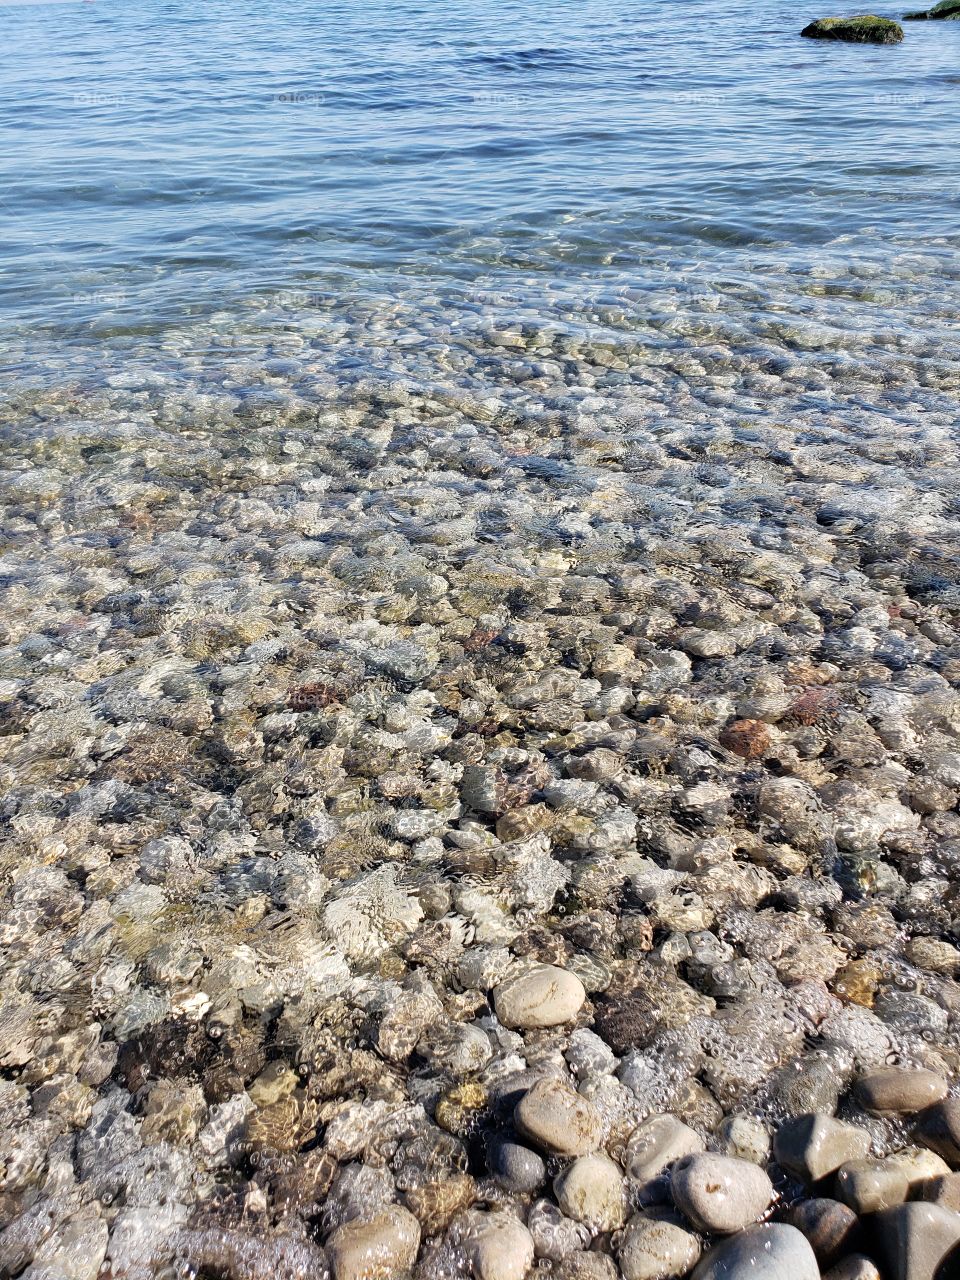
[855, 1067, 948, 1117]
[719, 718, 771, 759]
[787, 1197, 860, 1267]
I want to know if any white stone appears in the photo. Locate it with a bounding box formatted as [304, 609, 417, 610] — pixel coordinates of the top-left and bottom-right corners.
[554, 1153, 627, 1231]
[326, 1205, 421, 1280]
[493, 964, 585, 1029]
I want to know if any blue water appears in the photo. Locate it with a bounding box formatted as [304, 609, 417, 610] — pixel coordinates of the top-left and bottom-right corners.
[3, 0, 959, 367]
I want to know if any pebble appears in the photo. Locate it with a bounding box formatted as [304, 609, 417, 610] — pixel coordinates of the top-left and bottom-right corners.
[919, 1172, 960, 1211]
[822, 1258, 882, 1280]
[462, 1211, 535, 1280]
[886, 1146, 953, 1192]
[786, 1197, 860, 1267]
[553, 1254, 619, 1280]
[874, 1201, 960, 1280]
[493, 965, 586, 1030]
[487, 1137, 546, 1193]
[916, 1098, 960, 1166]
[526, 1198, 591, 1261]
[514, 1078, 603, 1157]
[554, 1153, 628, 1231]
[854, 1067, 948, 1117]
[905, 937, 960, 976]
[770, 1049, 852, 1117]
[624, 1115, 706, 1198]
[326, 1206, 421, 1280]
[717, 1115, 771, 1166]
[836, 1156, 910, 1214]
[670, 1152, 773, 1234]
[691, 1223, 820, 1280]
[617, 1213, 702, 1280]
[774, 1114, 872, 1184]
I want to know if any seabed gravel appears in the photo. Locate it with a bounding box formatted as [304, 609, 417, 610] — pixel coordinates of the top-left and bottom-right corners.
[2, 262, 960, 1278]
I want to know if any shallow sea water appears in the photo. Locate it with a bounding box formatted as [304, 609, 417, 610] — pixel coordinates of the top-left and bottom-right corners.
[2, 1, 960, 1277]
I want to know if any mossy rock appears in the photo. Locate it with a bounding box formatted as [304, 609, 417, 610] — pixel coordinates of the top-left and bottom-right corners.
[903, 0, 960, 18]
[801, 13, 905, 39]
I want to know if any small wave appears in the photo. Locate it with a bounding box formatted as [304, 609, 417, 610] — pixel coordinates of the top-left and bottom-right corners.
[457, 46, 583, 73]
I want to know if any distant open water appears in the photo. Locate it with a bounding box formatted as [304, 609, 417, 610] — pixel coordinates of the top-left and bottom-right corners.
[2, 0, 959, 381]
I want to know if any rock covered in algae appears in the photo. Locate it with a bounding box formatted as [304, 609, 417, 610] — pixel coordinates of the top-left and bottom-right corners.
[801, 14, 905, 40]
[903, 0, 960, 16]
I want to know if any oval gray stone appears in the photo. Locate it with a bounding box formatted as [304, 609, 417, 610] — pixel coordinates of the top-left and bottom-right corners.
[836, 1157, 909, 1215]
[691, 1224, 820, 1280]
[487, 1137, 546, 1194]
[916, 1098, 960, 1166]
[786, 1197, 859, 1267]
[823, 1257, 882, 1280]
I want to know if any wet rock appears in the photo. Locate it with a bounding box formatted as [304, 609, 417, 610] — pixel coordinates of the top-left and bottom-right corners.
[493, 965, 586, 1030]
[719, 719, 771, 759]
[904, 0, 960, 18]
[375, 974, 444, 1064]
[905, 937, 960, 976]
[919, 1172, 960, 1211]
[670, 1152, 773, 1234]
[527, 1198, 592, 1261]
[855, 1067, 948, 1117]
[836, 1156, 910, 1214]
[320, 1164, 396, 1235]
[874, 1202, 960, 1280]
[916, 1099, 960, 1165]
[174, 1229, 331, 1280]
[487, 1136, 546, 1193]
[801, 15, 904, 42]
[691, 1223, 820, 1280]
[566, 1028, 619, 1079]
[554, 1153, 628, 1231]
[326, 1205, 421, 1280]
[617, 1212, 702, 1280]
[885, 1147, 952, 1194]
[717, 1115, 771, 1166]
[418, 1022, 493, 1076]
[460, 1210, 535, 1280]
[822, 1258, 882, 1280]
[514, 1078, 602, 1157]
[787, 1197, 860, 1268]
[769, 1048, 853, 1116]
[553, 1253, 619, 1280]
[404, 1171, 476, 1236]
[774, 1113, 872, 1184]
[624, 1114, 706, 1200]
[248, 1059, 298, 1108]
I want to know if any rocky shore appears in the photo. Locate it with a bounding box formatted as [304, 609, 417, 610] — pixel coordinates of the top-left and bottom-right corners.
[1, 263, 960, 1280]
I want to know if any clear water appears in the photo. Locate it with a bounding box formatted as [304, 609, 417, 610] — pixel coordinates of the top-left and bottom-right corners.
[3, 6, 960, 1263]
[3, 0, 959, 375]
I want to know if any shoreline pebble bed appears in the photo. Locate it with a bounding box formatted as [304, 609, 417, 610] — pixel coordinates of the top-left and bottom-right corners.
[2, 261, 960, 1280]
